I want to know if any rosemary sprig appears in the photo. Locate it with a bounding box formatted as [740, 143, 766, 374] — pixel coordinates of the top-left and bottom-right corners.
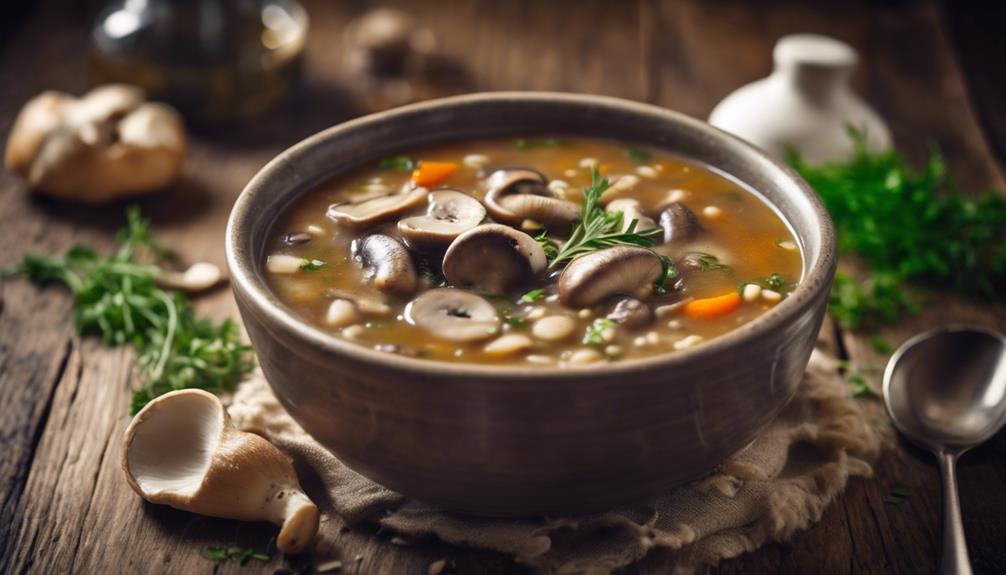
[542, 169, 660, 268]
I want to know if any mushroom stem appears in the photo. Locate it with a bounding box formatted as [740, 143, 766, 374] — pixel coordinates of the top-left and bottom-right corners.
[274, 491, 321, 555]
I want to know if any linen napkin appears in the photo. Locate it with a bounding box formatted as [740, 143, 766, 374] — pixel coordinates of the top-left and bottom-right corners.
[227, 348, 881, 574]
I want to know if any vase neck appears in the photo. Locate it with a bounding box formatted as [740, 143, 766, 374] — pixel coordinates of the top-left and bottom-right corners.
[772, 34, 857, 104]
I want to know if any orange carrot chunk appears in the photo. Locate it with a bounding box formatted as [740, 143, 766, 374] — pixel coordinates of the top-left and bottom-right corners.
[411, 161, 458, 187]
[683, 292, 741, 319]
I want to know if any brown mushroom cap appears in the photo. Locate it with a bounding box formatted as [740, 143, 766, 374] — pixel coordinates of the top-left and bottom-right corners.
[356, 234, 418, 296]
[327, 187, 428, 228]
[484, 168, 579, 230]
[404, 288, 500, 342]
[442, 224, 547, 293]
[558, 246, 663, 308]
[659, 202, 701, 245]
[397, 189, 486, 251]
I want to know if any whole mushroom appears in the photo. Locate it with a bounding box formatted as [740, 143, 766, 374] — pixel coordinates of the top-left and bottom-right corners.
[659, 202, 702, 245]
[558, 246, 663, 308]
[356, 234, 418, 296]
[5, 84, 187, 203]
[398, 189, 486, 251]
[442, 224, 546, 293]
[483, 168, 579, 230]
[405, 288, 500, 342]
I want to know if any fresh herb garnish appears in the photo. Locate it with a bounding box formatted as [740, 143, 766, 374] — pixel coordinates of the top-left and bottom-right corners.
[545, 169, 660, 268]
[378, 155, 415, 172]
[624, 146, 650, 164]
[654, 255, 678, 294]
[884, 483, 912, 505]
[848, 373, 878, 399]
[521, 288, 546, 303]
[1, 207, 255, 415]
[514, 137, 565, 150]
[203, 546, 270, 566]
[299, 258, 327, 272]
[583, 318, 616, 346]
[743, 272, 792, 294]
[869, 334, 893, 355]
[534, 230, 558, 260]
[790, 128, 1006, 329]
[685, 251, 731, 272]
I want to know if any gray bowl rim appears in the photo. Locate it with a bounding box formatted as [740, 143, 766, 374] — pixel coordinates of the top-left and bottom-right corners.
[226, 91, 836, 382]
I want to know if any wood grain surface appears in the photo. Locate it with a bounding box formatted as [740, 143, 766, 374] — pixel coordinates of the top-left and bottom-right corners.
[1, 1, 1004, 574]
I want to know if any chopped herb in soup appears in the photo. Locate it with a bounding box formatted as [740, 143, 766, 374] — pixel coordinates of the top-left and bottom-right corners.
[264, 137, 802, 365]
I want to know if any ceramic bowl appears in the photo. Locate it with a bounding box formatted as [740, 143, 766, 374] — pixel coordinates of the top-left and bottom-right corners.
[226, 92, 836, 517]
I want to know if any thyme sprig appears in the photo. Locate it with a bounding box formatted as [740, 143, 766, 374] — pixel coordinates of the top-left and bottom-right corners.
[1, 207, 255, 414]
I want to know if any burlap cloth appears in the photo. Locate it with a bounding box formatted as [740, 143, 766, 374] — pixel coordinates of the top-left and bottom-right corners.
[228, 348, 882, 574]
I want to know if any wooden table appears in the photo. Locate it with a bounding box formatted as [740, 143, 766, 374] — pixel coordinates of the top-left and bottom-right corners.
[2, 1, 1004, 573]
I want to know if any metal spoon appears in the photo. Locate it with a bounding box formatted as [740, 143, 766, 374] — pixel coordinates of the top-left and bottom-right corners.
[883, 326, 1006, 575]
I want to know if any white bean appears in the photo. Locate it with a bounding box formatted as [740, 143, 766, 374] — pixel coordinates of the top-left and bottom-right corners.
[484, 334, 533, 356]
[526, 354, 555, 365]
[703, 206, 723, 219]
[532, 315, 577, 341]
[462, 153, 489, 169]
[579, 157, 599, 169]
[762, 289, 782, 302]
[266, 254, 303, 274]
[742, 283, 762, 302]
[325, 299, 359, 327]
[567, 348, 603, 365]
[778, 240, 798, 251]
[636, 165, 658, 179]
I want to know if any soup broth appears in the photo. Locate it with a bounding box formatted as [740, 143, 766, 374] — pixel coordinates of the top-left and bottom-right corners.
[265, 136, 802, 366]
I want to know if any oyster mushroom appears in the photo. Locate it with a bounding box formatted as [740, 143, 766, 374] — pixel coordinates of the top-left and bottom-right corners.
[122, 389, 319, 555]
[327, 187, 428, 228]
[484, 168, 579, 230]
[397, 189, 486, 251]
[5, 84, 187, 203]
[558, 246, 663, 308]
[442, 224, 546, 293]
[404, 288, 500, 342]
[606, 198, 658, 234]
[659, 202, 701, 245]
[356, 234, 417, 296]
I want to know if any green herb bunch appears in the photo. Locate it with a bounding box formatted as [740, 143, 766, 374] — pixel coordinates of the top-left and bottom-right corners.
[789, 129, 1006, 329]
[1, 208, 255, 414]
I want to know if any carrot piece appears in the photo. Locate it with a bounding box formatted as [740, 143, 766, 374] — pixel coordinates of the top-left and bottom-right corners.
[682, 292, 742, 319]
[411, 161, 458, 187]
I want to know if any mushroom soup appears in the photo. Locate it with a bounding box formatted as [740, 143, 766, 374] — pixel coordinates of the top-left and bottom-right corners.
[264, 137, 802, 366]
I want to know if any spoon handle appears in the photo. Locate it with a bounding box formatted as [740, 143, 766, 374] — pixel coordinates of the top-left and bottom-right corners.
[938, 452, 973, 575]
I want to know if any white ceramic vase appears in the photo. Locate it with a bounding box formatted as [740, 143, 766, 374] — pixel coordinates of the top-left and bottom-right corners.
[709, 34, 891, 164]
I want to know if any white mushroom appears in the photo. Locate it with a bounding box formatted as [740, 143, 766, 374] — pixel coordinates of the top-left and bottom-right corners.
[442, 224, 546, 293]
[156, 262, 223, 293]
[122, 389, 319, 555]
[397, 189, 486, 251]
[483, 168, 579, 231]
[404, 288, 500, 342]
[356, 234, 418, 296]
[5, 84, 187, 203]
[558, 246, 663, 308]
[327, 187, 428, 228]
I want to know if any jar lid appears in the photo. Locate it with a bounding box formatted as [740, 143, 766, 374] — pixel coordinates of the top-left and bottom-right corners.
[773, 34, 858, 70]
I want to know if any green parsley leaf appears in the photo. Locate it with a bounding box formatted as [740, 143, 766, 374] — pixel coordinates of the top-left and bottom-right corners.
[684, 251, 731, 272]
[790, 129, 1006, 329]
[520, 289, 546, 303]
[624, 146, 650, 164]
[654, 255, 678, 294]
[848, 373, 878, 399]
[203, 547, 229, 564]
[299, 258, 327, 272]
[583, 318, 616, 346]
[884, 483, 912, 505]
[378, 155, 415, 172]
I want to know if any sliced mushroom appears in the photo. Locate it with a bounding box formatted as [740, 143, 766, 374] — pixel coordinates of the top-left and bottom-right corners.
[606, 198, 658, 234]
[442, 224, 546, 293]
[606, 297, 654, 330]
[327, 187, 428, 228]
[397, 189, 486, 251]
[558, 246, 663, 308]
[659, 202, 701, 244]
[324, 289, 391, 315]
[356, 234, 417, 296]
[404, 288, 500, 342]
[484, 168, 579, 230]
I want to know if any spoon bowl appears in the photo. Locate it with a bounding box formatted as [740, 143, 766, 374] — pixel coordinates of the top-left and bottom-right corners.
[883, 326, 1006, 575]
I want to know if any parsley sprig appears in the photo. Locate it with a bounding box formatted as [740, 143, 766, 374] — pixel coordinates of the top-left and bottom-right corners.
[1, 207, 255, 414]
[790, 129, 1006, 329]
